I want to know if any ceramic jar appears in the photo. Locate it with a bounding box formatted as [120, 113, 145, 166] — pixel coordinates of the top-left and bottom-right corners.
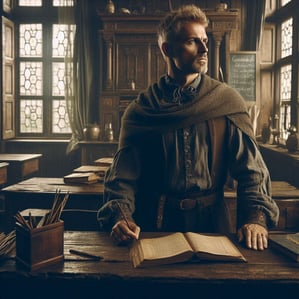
[105, 0, 115, 14]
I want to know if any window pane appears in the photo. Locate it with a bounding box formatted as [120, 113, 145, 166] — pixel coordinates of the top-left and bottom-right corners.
[20, 62, 43, 95]
[19, 0, 42, 6]
[20, 99, 43, 133]
[280, 64, 292, 101]
[52, 62, 66, 96]
[52, 24, 75, 58]
[19, 24, 42, 57]
[281, 18, 293, 58]
[280, 104, 291, 139]
[53, 0, 74, 6]
[52, 100, 71, 133]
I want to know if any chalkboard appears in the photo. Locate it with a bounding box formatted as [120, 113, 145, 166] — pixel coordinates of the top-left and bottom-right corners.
[228, 52, 257, 101]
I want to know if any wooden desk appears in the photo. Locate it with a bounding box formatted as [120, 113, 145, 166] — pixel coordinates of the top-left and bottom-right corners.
[0, 153, 42, 185]
[0, 162, 8, 186]
[225, 181, 299, 232]
[260, 143, 299, 187]
[0, 231, 299, 299]
[2, 178, 299, 233]
[0, 177, 104, 232]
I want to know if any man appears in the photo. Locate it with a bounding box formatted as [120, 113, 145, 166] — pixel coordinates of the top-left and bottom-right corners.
[97, 5, 279, 250]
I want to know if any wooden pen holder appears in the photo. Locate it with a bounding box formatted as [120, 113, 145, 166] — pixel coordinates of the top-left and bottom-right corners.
[16, 221, 64, 271]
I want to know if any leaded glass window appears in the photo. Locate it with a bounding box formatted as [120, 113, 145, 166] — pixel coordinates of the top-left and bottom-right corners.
[52, 100, 70, 133]
[52, 24, 75, 58]
[20, 99, 43, 133]
[19, 24, 42, 57]
[281, 18, 293, 58]
[280, 65, 292, 101]
[17, 1, 74, 136]
[20, 62, 43, 96]
[280, 64, 292, 139]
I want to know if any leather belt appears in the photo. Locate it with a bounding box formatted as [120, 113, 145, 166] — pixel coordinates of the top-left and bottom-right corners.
[179, 191, 221, 210]
[156, 190, 223, 230]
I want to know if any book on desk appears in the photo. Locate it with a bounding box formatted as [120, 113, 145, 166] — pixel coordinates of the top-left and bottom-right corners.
[269, 233, 299, 262]
[94, 157, 113, 167]
[64, 164, 110, 184]
[130, 232, 247, 268]
[63, 172, 101, 184]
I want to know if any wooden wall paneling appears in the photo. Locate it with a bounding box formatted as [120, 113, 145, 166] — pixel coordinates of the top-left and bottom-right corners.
[116, 36, 150, 91]
[98, 10, 240, 136]
[150, 43, 167, 85]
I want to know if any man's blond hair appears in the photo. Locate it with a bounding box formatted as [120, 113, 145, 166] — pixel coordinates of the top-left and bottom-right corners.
[157, 5, 209, 48]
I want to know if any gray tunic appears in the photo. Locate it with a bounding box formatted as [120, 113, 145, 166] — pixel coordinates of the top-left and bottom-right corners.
[97, 74, 279, 233]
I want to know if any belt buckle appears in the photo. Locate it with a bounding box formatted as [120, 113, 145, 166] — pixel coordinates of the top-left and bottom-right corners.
[179, 198, 197, 210]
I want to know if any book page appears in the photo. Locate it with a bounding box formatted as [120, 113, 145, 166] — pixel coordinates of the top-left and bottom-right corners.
[140, 233, 193, 260]
[185, 232, 242, 258]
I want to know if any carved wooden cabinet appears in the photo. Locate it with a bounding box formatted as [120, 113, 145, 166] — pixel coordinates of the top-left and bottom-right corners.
[98, 10, 239, 139]
[98, 15, 166, 139]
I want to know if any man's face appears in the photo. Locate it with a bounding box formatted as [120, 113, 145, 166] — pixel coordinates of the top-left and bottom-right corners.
[168, 22, 208, 75]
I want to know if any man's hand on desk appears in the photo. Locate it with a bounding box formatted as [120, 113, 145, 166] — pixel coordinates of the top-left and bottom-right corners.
[111, 220, 140, 245]
[237, 223, 268, 251]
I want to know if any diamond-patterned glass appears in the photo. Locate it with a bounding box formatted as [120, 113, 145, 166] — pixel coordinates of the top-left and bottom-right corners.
[19, 24, 42, 57]
[280, 64, 292, 101]
[20, 99, 43, 133]
[281, 18, 293, 58]
[52, 100, 71, 133]
[52, 24, 75, 57]
[20, 62, 43, 95]
[52, 62, 66, 96]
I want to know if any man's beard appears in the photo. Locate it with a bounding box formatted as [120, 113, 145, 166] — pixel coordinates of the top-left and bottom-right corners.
[195, 57, 208, 74]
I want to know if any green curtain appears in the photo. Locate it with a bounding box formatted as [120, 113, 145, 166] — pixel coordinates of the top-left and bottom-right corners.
[61, 0, 100, 154]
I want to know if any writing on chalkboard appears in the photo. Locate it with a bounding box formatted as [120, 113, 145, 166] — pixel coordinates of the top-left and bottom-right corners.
[229, 52, 256, 101]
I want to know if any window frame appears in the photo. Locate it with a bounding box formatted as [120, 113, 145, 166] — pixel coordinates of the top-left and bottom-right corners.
[13, 2, 74, 139]
[267, 0, 299, 141]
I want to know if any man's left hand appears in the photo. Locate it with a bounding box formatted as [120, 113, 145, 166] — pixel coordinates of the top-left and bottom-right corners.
[237, 223, 268, 250]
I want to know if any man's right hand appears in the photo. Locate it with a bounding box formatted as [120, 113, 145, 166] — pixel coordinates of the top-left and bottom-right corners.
[110, 220, 140, 245]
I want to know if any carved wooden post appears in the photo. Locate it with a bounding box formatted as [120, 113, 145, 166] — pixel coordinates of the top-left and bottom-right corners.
[103, 33, 114, 89]
[206, 9, 239, 81]
[212, 31, 224, 81]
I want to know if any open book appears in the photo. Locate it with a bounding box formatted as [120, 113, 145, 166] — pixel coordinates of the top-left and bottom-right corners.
[130, 232, 246, 268]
